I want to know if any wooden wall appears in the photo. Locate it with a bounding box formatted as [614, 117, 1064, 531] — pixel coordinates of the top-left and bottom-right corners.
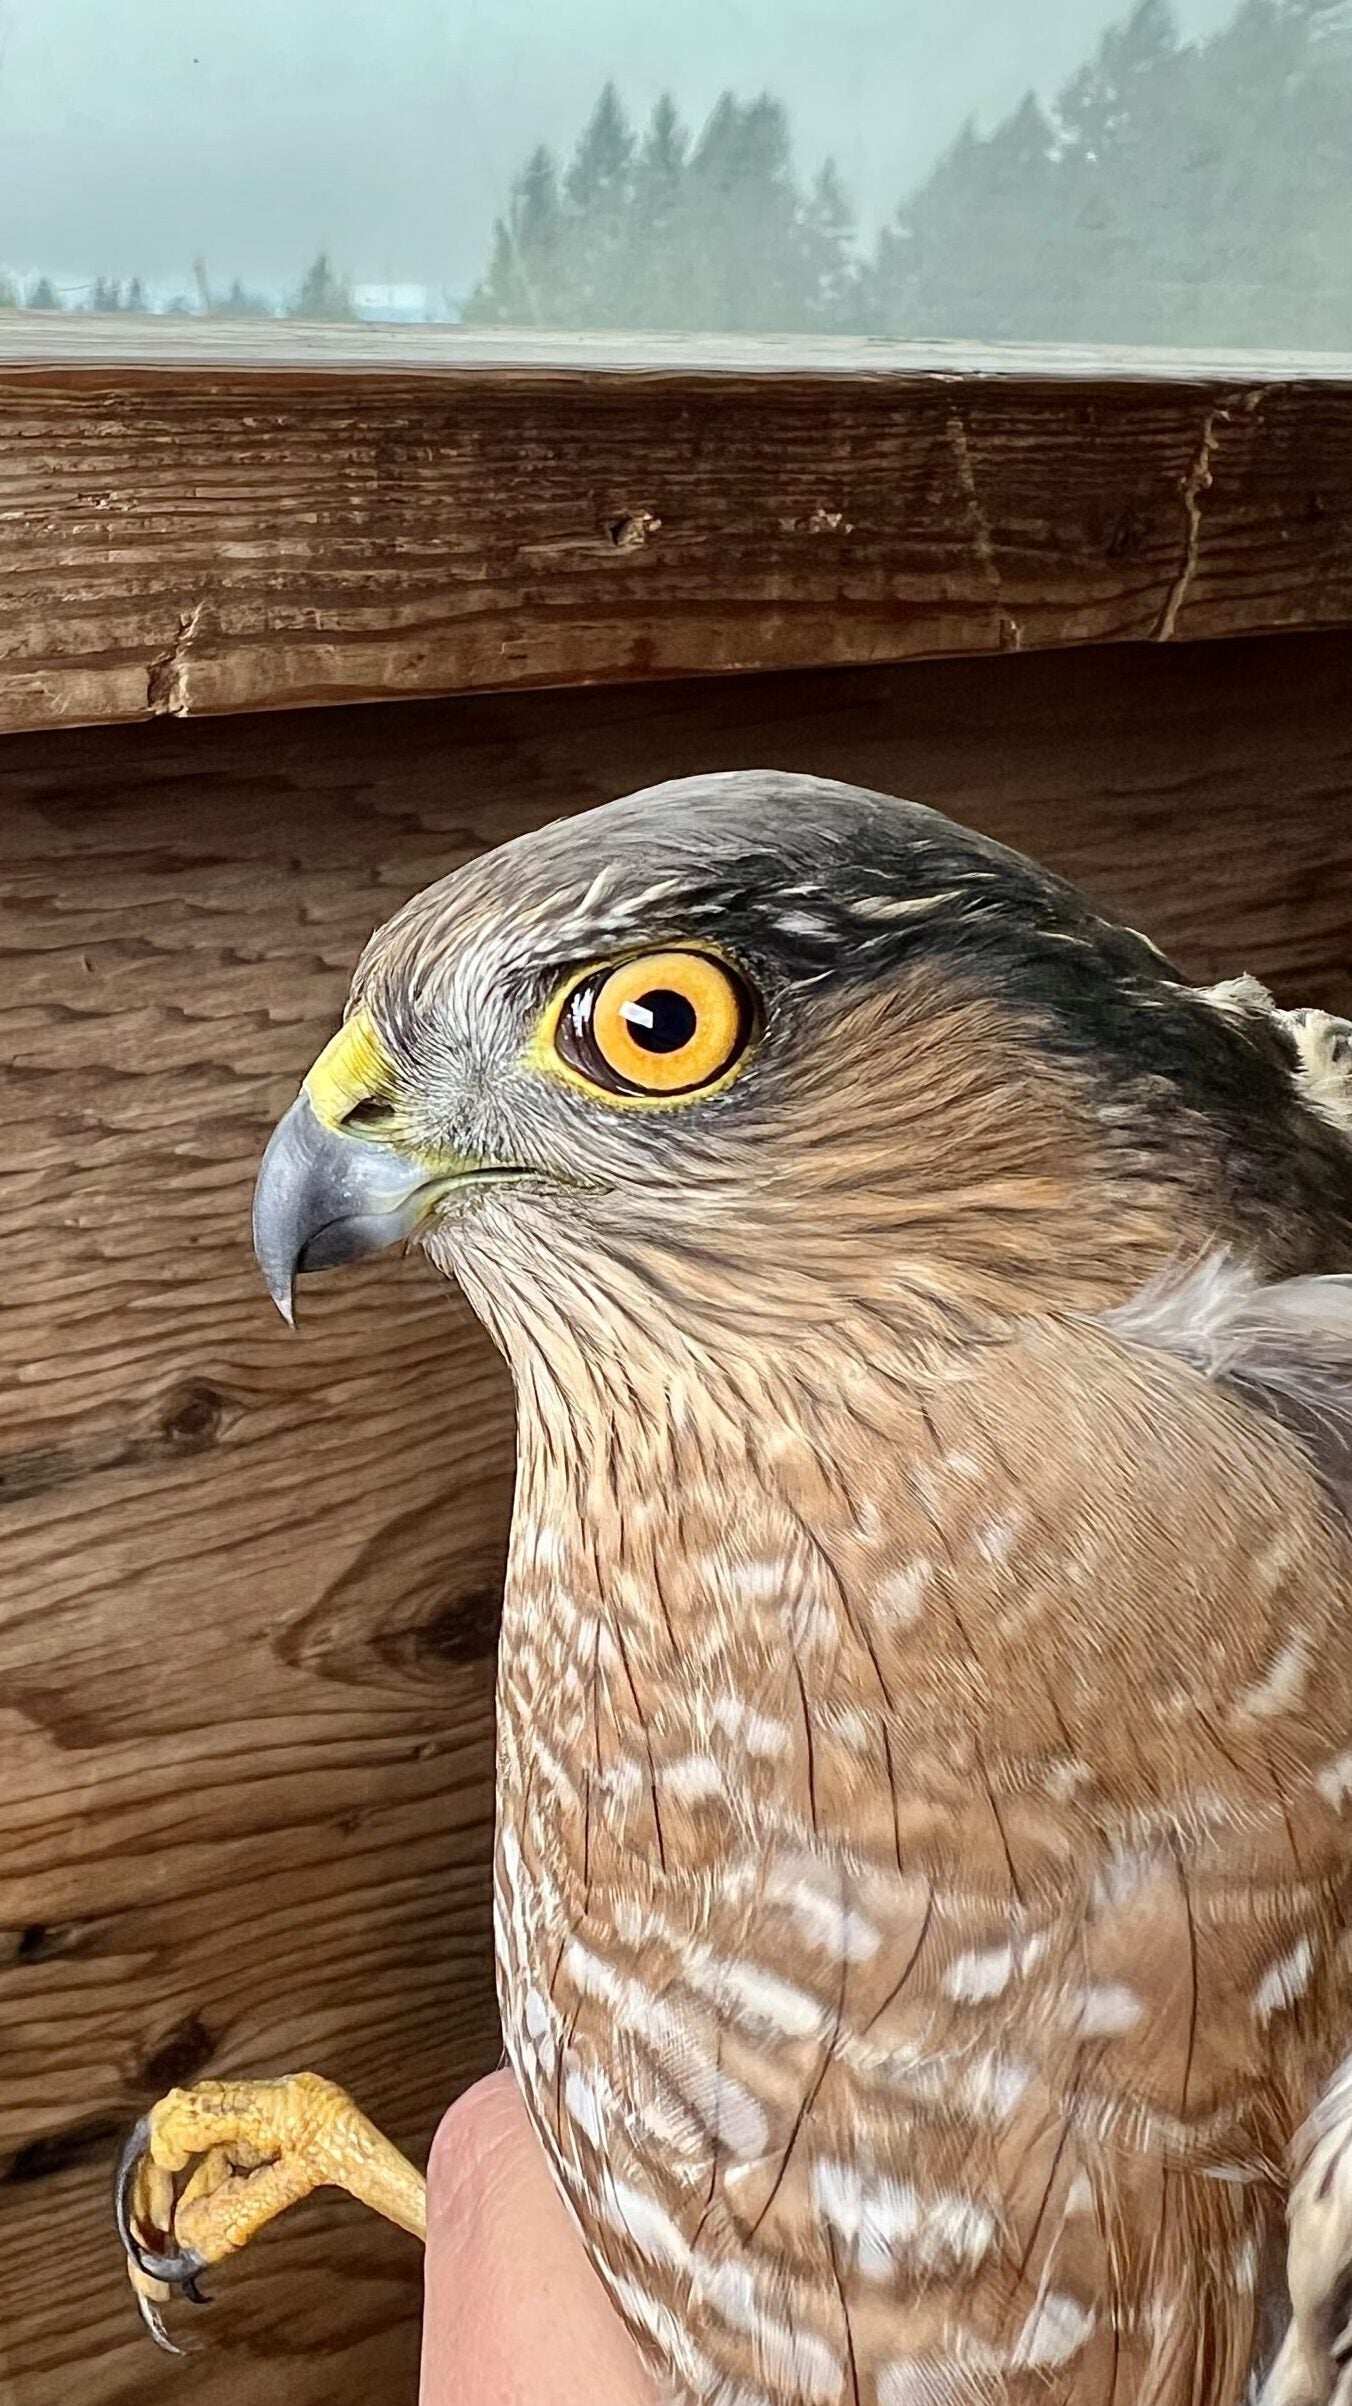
[2, 628, 1351, 2406]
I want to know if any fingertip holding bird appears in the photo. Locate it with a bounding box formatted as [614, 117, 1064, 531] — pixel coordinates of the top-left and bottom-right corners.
[421, 2071, 659, 2406]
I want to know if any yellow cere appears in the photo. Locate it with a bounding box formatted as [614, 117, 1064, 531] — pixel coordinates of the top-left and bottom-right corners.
[303, 1008, 399, 1132]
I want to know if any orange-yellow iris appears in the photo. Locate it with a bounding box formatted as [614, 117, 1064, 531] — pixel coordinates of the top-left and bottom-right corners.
[565, 950, 750, 1096]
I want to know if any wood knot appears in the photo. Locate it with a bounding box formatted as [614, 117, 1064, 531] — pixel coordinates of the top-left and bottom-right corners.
[4, 2114, 124, 2185]
[778, 504, 854, 536]
[274, 1470, 512, 1692]
[141, 2012, 214, 2091]
[417, 1587, 503, 1666]
[607, 509, 661, 551]
[159, 1380, 225, 1452]
[0, 1445, 61, 1502]
[1106, 505, 1147, 562]
[11, 1922, 89, 1966]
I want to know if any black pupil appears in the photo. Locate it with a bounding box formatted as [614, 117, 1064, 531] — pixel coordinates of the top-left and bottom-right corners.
[620, 987, 698, 1054]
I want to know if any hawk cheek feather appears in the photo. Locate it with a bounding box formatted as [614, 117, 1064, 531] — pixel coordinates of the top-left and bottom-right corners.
[123, 775, 1352, 2406]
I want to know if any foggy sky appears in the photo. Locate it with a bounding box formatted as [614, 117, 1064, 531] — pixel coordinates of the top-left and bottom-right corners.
[2, 0, 1241, 301]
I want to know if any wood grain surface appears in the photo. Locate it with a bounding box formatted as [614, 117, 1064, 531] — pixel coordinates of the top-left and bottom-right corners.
[2, 629, 1351, 2404]
[5, 338, 1352, 736]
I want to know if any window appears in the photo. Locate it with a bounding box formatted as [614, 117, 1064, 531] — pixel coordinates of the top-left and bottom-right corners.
[7, 0, 1352, 353]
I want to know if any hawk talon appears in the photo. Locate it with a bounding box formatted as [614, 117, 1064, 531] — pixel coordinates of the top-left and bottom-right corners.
[115, 2071, 427, 2341]
[125, 2241, 209, 2289]
[114, 2115, 209, 2289]
[132, 2290, 185, 2359]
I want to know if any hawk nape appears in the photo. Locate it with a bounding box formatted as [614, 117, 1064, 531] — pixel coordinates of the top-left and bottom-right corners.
[120, 773, 1352, 2406]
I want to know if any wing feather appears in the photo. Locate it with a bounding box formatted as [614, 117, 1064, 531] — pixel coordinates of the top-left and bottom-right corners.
[1108, 1255, 1352, 1513]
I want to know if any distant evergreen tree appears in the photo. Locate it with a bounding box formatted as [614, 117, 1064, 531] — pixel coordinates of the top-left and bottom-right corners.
[0, 271, 18, 309]
[1181, 0, 1352, 344]
[466, 144, 562, 324]
[683, 92, 804, 330]
[1055, 0, 1178, 161]
[211, 277, 274, 318]
[91, 275, 124, 312]
[288, 252, 356, 320]
[463, 81, 859, 334]
[126, 276, 147, 313]
[802, 161, 858, 331]
[636, 91, 687, 217]
[561, 82, 639, 325]
[628, 94, 690, 323]
[869, 0, 1352, 347]
[564, 81, 635, 216]
[463, 1, 1352, 349]
[1046, 0, 1192, 340]
[26, 276, 60, 310]
[869, 92, 1060, 340]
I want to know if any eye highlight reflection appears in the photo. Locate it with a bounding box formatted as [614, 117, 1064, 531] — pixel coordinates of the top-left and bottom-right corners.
[553, 950, 756, 1099]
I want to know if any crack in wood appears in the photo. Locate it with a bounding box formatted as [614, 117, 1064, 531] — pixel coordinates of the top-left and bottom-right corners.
[1154, 390, 1263, 643]
[946, 409, 1022, 653]
[145, 602, 205, 716]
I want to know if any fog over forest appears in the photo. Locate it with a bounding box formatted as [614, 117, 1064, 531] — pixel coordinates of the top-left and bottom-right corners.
[5, 0, 1348, 350]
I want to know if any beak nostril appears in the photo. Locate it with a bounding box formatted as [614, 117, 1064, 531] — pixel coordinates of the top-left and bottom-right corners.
[254, 1082, 495, 1329]
[341, 1097, 399, 1133]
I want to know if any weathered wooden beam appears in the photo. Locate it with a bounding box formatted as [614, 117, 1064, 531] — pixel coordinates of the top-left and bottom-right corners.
[3, 322, 1351, 734]
[4, 630, 1352, 2402]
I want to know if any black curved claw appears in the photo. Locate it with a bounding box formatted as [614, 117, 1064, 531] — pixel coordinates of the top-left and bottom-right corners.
[113, 2115, 209, 2291]
[182, 2276, 212, 2306]
[133, 2288, 183, 2356]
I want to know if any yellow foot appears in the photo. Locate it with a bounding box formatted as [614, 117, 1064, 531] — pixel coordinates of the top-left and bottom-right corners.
[116, 2071, 426, 2350]
[1264, 2065, 1352, 2406]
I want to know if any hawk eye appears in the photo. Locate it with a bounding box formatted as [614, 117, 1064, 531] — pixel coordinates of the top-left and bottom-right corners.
[555, 950, 754, 1099]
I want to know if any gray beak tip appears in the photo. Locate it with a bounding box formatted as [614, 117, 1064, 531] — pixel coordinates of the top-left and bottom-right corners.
[253, 1087, 444, 1322]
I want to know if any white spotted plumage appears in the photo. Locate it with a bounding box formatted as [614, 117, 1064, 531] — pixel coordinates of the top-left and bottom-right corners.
[354, 777, 1352, 2405]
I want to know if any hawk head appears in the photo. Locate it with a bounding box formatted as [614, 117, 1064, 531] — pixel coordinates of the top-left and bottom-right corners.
[254, 774, 1352, 1365]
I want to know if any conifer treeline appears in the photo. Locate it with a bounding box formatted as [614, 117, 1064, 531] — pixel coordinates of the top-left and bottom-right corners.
[11, 0, 1351, 345]
[465, 88, 858, 334]
[464, 0, 1352, 349]
[9, 253, 353, 320]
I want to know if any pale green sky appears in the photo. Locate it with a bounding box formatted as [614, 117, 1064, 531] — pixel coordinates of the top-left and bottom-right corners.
[1, 0, 1242, 299]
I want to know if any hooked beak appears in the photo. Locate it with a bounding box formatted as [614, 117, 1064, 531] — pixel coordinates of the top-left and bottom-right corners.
[252, 1010, 489, 1325]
